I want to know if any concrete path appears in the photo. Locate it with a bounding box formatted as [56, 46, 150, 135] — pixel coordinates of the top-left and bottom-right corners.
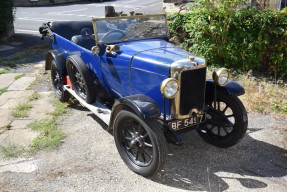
[0, 62, 54, 149]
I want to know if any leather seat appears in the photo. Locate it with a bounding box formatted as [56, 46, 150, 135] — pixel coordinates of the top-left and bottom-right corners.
[71, 35, 95, 50]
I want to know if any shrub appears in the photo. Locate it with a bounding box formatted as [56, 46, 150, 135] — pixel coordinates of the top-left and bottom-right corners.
[169, 0, 287, 79]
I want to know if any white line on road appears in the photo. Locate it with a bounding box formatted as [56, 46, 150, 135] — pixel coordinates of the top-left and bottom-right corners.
[89, 3, 144, 8]
[45, 12, 94, 18]
[122, 0, 138, 4]
[18, 17, 70, 22]
[49, 8, 88, 13]
[15, 29, 39, 34]
[134, 2, 162, 11]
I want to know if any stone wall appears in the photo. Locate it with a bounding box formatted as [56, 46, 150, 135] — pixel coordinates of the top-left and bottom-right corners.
[14, 0, 86, 7]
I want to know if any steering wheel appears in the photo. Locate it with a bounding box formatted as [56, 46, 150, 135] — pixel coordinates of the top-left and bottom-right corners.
[100, 30, 125, 43]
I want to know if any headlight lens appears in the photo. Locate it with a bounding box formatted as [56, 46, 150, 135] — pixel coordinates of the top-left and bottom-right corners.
[213, 68, 230, 86]
[160, 78, 179, 99]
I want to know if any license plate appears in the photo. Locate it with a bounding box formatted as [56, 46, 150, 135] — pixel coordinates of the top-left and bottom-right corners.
[168, 115, 205, 131]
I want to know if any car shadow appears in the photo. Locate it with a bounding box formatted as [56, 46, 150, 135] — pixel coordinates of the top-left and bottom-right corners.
[150, 128, 287, 191]
[1, 33, 50, 68]
[69, 102, 287, 191]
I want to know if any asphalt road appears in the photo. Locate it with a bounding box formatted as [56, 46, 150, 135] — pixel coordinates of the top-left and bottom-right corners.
[14, 0, 163, 34]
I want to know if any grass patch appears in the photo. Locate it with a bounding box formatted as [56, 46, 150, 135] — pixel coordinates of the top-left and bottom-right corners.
[0, 57, 17, 74]
[3, 122, 12, 130]
[0, 144, 26, 158]
[14, 73, 24, 80]
[16, 44, 50, 61]
[28, 98, 68, 151]
[0, 87, 8, 96]
[0, 67, 11, 75]
[29, 118, 63, 151]
[0, 57, 7, 65]
[26, 79, 38, 90]
[28, 91, 41, 101]
[0, 60, 17, 68]
[49, 99, 69, 117]
[239, 73, 287, 114]
[11, 103, 32, 118]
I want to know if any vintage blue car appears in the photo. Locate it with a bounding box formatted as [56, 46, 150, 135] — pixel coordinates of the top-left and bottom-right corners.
[40, 14, 248, 176]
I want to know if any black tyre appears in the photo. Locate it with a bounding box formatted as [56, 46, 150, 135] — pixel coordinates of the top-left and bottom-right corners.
[66, 56, 96, 104]
[198, 92, 248, 148]
[114, 110, 167, 177]
[50, 60, 70, 102]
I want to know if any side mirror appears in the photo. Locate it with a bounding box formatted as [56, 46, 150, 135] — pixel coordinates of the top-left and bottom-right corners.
[81, 28, 93, 39]
[106, 45, 120, 54]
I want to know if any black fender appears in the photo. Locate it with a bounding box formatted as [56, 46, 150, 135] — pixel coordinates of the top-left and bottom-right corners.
[205, 80, 245, 104]
[45, 50, 65, 75]
[108, 95, 160, 130]
[66, 54, 99, 84]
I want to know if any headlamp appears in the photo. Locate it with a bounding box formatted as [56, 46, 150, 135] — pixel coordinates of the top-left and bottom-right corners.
[160, 78, 179, 99]
[212, 68, 230, 86]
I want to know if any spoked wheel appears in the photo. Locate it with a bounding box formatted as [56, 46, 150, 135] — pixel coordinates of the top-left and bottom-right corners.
[66, 56, 96, 104]
[70, 64, 87, 100]
[50, 60, 69, 102]
[114, 110, 167, 177]
[198, 92, 248, 148]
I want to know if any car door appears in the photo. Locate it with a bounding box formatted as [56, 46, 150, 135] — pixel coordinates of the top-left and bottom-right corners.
[100, 44, 131, 98]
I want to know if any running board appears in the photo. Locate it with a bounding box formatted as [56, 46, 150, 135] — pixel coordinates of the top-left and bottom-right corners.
[64, 85, 111, 125]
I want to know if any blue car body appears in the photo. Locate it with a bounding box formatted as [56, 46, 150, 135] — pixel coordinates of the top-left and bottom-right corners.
[40, 15, 244, 132]
[51, 32, 203, 118]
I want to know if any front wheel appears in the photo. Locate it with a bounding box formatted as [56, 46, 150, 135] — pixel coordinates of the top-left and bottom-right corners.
[113, 110, 167, 177]
[198, 92, 248, 148]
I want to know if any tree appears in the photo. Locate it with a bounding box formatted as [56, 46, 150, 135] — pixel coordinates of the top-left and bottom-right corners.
[0, 0, 15, 41]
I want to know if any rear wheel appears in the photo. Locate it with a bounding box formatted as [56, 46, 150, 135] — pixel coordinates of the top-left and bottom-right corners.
[66, 57, 96, 104]
[198, 92, 248, 148]
[114, 110, 167, 177]
[50, 60, 70, 102]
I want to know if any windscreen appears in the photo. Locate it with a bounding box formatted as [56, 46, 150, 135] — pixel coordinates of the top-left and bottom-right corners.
[94, 15, 168, 43]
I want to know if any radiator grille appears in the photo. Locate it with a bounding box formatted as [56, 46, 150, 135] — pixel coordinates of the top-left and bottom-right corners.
[180, 68, 206, 115]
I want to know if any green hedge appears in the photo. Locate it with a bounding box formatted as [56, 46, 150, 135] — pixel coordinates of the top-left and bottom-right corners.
[169, 0, 287, 79]
[0, 0, 14, 39]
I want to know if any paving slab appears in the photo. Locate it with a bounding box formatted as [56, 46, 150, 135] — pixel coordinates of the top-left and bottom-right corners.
[0, 90, 34, 109]
[30, 91, 53, 105]
[0, 109, 12, 129]
[29, 104, 54, 120]
[0, 73, 22, 89]
[0, 45, 15, 52]
[28, 91, 54, 119]
[0, 159, 38, 173]
[10, 119, 32, 130]
[0, 129, 39, 147]
[33, 62, 45, 68]
[8, 76, 36, 91]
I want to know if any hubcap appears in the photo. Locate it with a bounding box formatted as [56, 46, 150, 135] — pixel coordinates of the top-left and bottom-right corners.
[51, 65, 62, 96]
[71, 65, 87, 99]
[121, 119, 153, 167]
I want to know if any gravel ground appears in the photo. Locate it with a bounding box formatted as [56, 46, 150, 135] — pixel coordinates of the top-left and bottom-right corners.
[0, 48, 286, 191]
[0, 97, 286, 191]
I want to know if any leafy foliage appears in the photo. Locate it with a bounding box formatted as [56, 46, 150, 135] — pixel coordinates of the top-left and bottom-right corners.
[169, 0, 287, 79]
